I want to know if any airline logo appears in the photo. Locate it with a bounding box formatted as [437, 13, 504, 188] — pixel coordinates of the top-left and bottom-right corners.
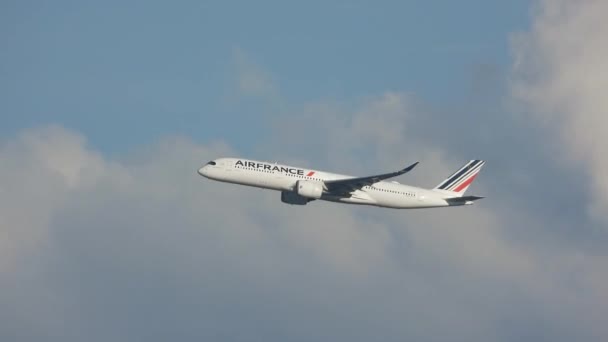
[436, 160, 485, 192]
[235, 160, 308, 176]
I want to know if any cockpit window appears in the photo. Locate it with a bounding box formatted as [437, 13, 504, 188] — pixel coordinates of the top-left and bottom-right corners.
[206, 161, 216, 166]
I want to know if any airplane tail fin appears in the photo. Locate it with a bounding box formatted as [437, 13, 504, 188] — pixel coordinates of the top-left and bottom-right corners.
[433, 160, 485, 197]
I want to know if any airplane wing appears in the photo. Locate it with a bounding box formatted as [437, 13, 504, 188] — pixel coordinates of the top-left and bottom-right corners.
[324, 162, 419, 194]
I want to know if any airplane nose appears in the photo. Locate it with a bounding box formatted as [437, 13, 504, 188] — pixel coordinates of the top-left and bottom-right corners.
[198, 166, 208, 177]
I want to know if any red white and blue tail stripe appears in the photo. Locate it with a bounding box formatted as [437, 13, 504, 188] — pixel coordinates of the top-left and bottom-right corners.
[434, 160, 485, 195]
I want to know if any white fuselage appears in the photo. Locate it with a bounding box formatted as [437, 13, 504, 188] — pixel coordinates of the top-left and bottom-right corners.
[199, 158, 456, 209]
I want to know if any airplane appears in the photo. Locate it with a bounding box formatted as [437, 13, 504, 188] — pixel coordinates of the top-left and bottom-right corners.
[197, 158, 485, 209]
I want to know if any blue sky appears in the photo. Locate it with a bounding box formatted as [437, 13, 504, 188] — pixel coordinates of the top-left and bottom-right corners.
[2, 0, 529, 154]
[3, 1, 608, 341]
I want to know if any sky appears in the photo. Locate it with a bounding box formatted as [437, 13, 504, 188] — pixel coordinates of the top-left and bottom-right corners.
[1, 1, 608, 341]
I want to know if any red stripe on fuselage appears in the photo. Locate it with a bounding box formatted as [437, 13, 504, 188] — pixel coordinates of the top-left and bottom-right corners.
[453, 173, 478, 192]
[306, 171, 315, 177]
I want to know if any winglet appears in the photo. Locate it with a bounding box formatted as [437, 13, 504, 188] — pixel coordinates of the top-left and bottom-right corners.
[402, 161, 419, 174]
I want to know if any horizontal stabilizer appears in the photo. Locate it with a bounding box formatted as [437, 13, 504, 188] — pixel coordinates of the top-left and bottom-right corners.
[445, 195, 485, 205]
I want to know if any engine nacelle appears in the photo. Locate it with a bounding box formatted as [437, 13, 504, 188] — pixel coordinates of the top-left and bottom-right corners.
[295, 180, 323, 199]
[281, 191, 309, 205]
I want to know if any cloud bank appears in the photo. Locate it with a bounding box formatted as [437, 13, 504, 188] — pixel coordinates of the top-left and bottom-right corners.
[511, 0, 608, 222]
[2, 114, 606, 342]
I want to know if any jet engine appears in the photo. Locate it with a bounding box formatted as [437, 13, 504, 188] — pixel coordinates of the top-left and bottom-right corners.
[295, 180, 323, 199]
[281, 191, 309, 205]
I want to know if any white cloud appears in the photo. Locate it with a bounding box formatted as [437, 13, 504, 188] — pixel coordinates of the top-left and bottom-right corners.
[511, 0, 608, 222]
[232, 47, 279, 99]
[0, 126, 106, 274]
